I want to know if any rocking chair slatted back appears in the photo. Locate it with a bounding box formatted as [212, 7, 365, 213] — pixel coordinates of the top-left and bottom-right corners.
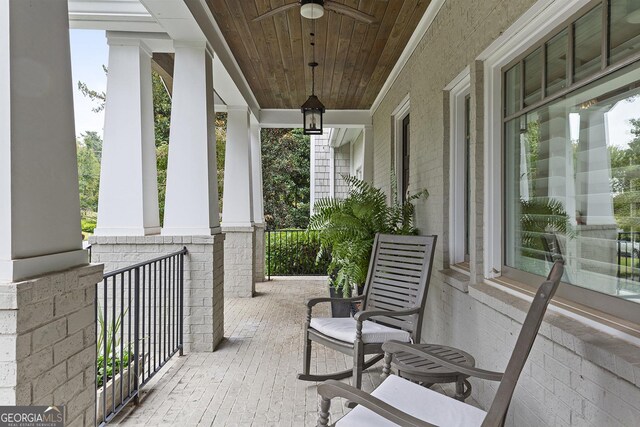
[482, 260, 564, 426]
[362, 234, 437, 341]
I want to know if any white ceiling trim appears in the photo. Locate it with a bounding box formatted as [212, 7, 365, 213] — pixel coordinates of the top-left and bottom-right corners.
[369, 0, 446, 115]
[68, 0, 161, 31]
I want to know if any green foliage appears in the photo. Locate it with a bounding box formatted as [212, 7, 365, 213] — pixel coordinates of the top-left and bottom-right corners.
[265, 230, 331, 276]
[216, 114, 227, 210]
[152, 72, 171, 223]
[262, 128, 310, 229]
[96, 352, 130, 388]
[96, 304, 130, 387]
[77, 132, 102, 232]
[77, 66, 107, 113]
[519, 197, 573, 259]
[310, 175, 429, 297]
[81, 214, 97, 234]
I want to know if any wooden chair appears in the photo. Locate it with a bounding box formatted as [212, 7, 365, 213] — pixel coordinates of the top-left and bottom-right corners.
[317, 260, 564, 426]
[298, 234, 437, 389]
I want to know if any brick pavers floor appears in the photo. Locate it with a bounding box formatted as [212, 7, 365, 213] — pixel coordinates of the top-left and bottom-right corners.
[112, 278, 477, 426]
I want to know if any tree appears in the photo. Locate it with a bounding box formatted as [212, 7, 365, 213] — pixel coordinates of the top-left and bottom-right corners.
[261, 128, 311, 229]
[77, 132, 102, 213]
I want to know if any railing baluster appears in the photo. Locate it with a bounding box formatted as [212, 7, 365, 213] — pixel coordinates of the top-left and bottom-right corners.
[127, 269, 132, 398]
[102, 278, 108, 425]
[179, 250, 184, 356]
[120, 272, 125, 406]
[134, 266, 140, 404]
[111, 275, 116, 415]
[141, 264, 146, 383]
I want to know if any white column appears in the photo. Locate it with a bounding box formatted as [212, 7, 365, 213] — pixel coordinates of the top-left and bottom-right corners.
[222, 106, 254, 227]
[222, 106, 256, 296]
[94, 33, 160, 236]
[251, 121, 265, 282]
[162, 42, 220, 235]
[362, 125, 374, 184]
[0, 4, 102, 425]
[251, 122, 264, 225]
[0, 0, 86, 282]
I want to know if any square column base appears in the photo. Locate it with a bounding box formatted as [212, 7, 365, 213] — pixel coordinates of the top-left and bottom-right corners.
[0, 264, 104, 426]
[88, 235, 225, 352]
[222, 227, 256, 297]
[254, 223, 266, 283]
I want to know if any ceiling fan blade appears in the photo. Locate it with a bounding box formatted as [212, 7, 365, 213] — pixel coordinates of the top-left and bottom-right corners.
[325, 1, 377, 24]
[253, 3, 300, 22]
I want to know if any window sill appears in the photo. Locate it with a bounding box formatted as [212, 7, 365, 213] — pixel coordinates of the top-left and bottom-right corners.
[440, 266, 470, 293]
[468, 278, 640, 387]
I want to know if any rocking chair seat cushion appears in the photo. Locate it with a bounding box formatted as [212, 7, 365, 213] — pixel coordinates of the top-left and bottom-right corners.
[336, 374, 486, 427]
[310, 317, 411, 344]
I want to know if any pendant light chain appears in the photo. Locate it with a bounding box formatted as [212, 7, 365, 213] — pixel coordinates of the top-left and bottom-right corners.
[300, 5, 325, 135]
[311, 18, 317, 96]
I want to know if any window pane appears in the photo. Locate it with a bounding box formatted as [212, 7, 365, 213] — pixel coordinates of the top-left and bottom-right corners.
[505, 63, 521, 116]
[546, 30, 568, 96]
[610, 0, 640, 64]
[574, 5, 603, 82]
[524, 48, 543, 106]
[505, 61, 640, 302]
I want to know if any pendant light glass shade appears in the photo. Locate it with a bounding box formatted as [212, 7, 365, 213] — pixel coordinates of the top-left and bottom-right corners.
[302, 95, 325, 135]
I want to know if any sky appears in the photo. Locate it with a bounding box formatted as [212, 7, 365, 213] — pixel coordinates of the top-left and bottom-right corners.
[69, 29, 108, 138]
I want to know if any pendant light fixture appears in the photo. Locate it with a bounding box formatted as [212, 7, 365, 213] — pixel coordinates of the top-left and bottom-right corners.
[301, 24, 325, 135]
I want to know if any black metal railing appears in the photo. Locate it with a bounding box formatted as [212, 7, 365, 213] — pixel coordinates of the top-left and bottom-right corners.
[265, 229, 331, 280]
[96, 247, 187, 426]
[617, 231, 640, 282]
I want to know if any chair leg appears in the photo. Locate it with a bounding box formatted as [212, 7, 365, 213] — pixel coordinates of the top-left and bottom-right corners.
[353, 340, 363, 389]
[318, 396, 331, 427]
[302, 330, 312, 375]
[381, 351, 392, 379]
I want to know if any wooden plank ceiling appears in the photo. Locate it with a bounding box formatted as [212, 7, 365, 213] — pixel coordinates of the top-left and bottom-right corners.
[206, 0, 431, 110]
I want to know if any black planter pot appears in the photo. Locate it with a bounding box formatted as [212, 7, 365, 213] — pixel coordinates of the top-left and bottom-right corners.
[329, 285, 352, 318]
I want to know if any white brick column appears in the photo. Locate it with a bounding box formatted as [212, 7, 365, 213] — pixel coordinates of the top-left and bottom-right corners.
[94, 33, 160, 236]
[251, 122, 265, 282]
[222, 106, 256, 297]
[162, 42, 220, 236]
[0, 1, 103, 425]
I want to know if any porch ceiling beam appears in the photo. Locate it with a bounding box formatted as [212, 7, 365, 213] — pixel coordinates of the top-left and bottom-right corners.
[68, 0, 162, 32]
[152, 52, 174, 95]
[259, 109, 372, 129]
[183, 0, 260, 121]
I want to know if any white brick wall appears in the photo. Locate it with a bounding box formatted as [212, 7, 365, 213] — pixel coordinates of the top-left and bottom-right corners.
[0, 264, 103, 426]
[371, 0, 640, 424]
[222, 227, 256, 298]
[254, 224, 266, 282]
[88, 235, 225, 352]
[426, 277, 640, 426]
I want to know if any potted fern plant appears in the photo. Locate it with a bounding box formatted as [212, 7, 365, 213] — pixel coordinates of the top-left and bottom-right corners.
[309, 175, 428, 317]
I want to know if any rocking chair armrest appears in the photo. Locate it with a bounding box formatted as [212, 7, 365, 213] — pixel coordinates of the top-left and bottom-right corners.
[305, 296, 364, 308]
[382, 341, 504, 382]
[317, 380, 437, 427]
[354, 307, 420, 323]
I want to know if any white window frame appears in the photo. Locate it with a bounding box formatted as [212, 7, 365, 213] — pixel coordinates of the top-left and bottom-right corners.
[480, 0, 640, 327]
[392, 95, 411, 199]
[446, 69, 471, 265]
[479, 0, 593, 279]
